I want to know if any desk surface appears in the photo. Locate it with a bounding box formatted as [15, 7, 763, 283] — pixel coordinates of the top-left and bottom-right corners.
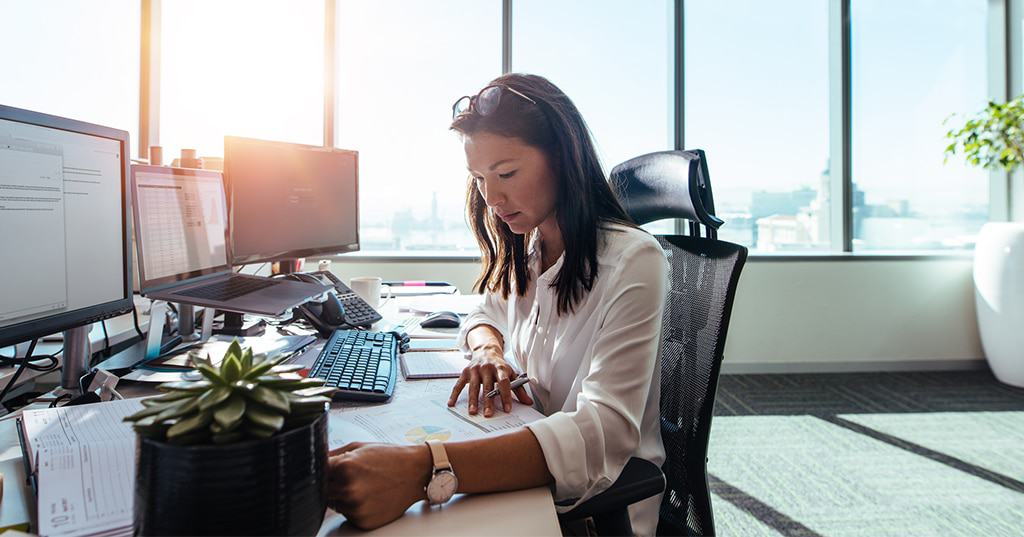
[0, 298, 561, 536]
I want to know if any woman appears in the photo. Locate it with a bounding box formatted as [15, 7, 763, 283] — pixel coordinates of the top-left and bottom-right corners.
[327, 73, 668, 536]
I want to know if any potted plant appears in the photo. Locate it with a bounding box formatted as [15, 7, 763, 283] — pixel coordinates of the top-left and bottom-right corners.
[124, 340, 335, 535]
[946, 96, 1024, 387]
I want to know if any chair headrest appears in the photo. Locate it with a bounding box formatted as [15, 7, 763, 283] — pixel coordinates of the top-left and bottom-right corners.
[610, 150, 723, 230]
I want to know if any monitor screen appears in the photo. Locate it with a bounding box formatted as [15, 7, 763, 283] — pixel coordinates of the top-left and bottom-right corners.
[131, 165, 229, 291]
[224, 136, 359, 265]
[0, 105, 132, 348]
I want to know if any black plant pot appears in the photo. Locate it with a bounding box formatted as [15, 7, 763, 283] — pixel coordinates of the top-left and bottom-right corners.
[133, 412, 328, 536]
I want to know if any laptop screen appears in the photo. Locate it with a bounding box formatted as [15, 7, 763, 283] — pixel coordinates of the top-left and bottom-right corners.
[131, 165, 230, 291]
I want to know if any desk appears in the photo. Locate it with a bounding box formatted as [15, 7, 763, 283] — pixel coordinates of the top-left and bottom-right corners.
[0, 298, 562, 536]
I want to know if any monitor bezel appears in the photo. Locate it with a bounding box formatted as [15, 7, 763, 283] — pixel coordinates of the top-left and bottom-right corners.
[130, 164, 232, 293]
[224, 135, 360, 266]
[0, 104, 134, 349]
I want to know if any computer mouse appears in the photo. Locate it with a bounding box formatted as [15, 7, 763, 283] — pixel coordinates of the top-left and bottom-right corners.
[420, 310, 461, 329]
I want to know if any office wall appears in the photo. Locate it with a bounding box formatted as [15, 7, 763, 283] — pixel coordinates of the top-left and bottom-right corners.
[326, 256, 985, 373]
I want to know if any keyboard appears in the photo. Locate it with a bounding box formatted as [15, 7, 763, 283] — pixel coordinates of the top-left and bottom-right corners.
[175, 276, 278, 301]
[310, 329, 399, 402]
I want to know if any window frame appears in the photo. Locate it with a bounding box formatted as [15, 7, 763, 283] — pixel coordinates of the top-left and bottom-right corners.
[137, 0, 1009, 261]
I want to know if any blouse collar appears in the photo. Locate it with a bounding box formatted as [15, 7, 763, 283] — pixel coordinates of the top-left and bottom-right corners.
[528, 230, 565, 283]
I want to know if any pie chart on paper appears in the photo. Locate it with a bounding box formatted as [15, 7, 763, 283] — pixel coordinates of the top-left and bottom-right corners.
[405, 425, 452, 443]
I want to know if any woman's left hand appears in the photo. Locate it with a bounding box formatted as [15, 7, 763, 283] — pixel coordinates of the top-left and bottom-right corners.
[326, 442, 433, 530]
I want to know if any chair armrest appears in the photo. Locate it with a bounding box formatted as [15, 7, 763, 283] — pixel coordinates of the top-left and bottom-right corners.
[558, 457, 665, 520]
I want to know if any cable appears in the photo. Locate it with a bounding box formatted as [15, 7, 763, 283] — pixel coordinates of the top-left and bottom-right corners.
[0, 339, 38, 409]
[100, 320, 112, 357]
[131, 305, 145, 340]
[49, 393, 73, 408]
[0, 344, 61, 372]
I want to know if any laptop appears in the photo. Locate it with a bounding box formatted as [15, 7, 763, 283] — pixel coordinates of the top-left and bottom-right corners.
[130, 164, 329, 316]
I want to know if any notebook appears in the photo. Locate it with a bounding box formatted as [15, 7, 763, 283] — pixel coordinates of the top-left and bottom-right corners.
[18, 399, 143, 537]
[399, 351, 468, 379]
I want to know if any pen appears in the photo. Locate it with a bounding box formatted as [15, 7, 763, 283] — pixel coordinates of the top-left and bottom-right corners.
[383, 280, 451, 287]
[485, 373, 530, 399]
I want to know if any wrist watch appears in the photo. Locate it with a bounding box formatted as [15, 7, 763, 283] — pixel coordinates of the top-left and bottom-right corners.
[424, 439, 458, 506]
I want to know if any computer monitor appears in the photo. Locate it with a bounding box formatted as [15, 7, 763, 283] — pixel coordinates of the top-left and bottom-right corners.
[224, 136, 359, 265]
[0, 104, 133, 349]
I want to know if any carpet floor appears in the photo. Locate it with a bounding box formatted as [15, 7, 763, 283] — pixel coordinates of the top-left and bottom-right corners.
[702, 371, 1024, 537]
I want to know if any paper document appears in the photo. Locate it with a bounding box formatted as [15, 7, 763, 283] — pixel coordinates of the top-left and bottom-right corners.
[386, 285, 458, 297]
[400, 351, 467, 379]
[406, 325, 461, 339]
[403, 295, 483, 316]
[156, 334, 315, 368]
[21, 398, 142, 470]
[329, 395, 545, 449]
[21, 399, 143, 537]
[406, 338, 459, 352]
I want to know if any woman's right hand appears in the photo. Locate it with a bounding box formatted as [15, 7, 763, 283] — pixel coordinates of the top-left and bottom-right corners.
[447, 343, 533, 417]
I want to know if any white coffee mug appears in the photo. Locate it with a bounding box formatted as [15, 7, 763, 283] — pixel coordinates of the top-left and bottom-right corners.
[350, 276, 383, 309]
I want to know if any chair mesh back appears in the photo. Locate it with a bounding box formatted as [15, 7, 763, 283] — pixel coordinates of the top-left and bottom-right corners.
[656, 236, 747, 537]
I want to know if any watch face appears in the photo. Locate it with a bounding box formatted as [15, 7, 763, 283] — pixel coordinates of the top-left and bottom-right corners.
[426, 470, 458, 504]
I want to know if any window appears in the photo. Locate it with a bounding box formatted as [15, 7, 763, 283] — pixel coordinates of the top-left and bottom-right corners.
[19, 2, 993, 257]
[512, 0, 675, 234]
[684, 0, 831, 251]
[0, 1, 140, 157]
[335, 0, 502, 253]
[159, 0, 323, 161]
[851, 0, 989, 251]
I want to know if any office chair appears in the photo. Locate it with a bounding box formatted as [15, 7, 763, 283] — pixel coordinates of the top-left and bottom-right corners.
[558, 150, 747, 536]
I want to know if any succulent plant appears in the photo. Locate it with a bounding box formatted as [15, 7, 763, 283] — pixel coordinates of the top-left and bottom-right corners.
[124, 340, 335, 445]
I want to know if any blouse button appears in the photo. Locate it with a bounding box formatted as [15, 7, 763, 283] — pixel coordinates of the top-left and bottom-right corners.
[536, 325, 545, 335]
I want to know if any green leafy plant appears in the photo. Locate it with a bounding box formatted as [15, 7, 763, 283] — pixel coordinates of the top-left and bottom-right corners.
[124, 340, 335, 445]
[945, 96, 1024, 172]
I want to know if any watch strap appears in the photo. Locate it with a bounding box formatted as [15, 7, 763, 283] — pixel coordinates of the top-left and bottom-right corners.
[426, 439, 452, 472]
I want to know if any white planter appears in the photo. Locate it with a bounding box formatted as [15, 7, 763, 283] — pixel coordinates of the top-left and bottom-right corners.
[974, 222, 1024, 387]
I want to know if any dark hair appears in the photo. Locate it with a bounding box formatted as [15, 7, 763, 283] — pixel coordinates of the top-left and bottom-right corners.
[450, 73, 634, 315]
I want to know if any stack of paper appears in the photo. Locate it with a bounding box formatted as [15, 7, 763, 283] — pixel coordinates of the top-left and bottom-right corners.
[20, 399, 143, 537]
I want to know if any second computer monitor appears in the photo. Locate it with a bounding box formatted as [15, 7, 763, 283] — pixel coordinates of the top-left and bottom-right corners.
[224, 136, 359, 265]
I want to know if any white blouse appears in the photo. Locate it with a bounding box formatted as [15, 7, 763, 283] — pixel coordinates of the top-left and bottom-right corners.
[457, 223, 668, 536]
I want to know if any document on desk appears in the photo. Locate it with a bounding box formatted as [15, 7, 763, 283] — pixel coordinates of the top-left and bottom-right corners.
[329, 395, 545, 448]
[403, 294, 483, 316]
[20, 399, 142, 537]
[400, 351, 467, 379]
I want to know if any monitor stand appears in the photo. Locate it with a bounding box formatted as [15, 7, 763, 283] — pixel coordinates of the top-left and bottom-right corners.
[61, 325, 91, 393]
[215, 312, 267, 337]
[177, 303, 200, 342]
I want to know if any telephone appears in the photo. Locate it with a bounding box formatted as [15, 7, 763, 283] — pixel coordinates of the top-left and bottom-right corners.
[284, 271, 383, 336]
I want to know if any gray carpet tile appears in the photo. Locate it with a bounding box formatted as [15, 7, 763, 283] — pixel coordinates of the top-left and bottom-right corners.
[838, 411, 1024, 488]
[700, 372, 1024, 536]
[707, 415, 1024, 537]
